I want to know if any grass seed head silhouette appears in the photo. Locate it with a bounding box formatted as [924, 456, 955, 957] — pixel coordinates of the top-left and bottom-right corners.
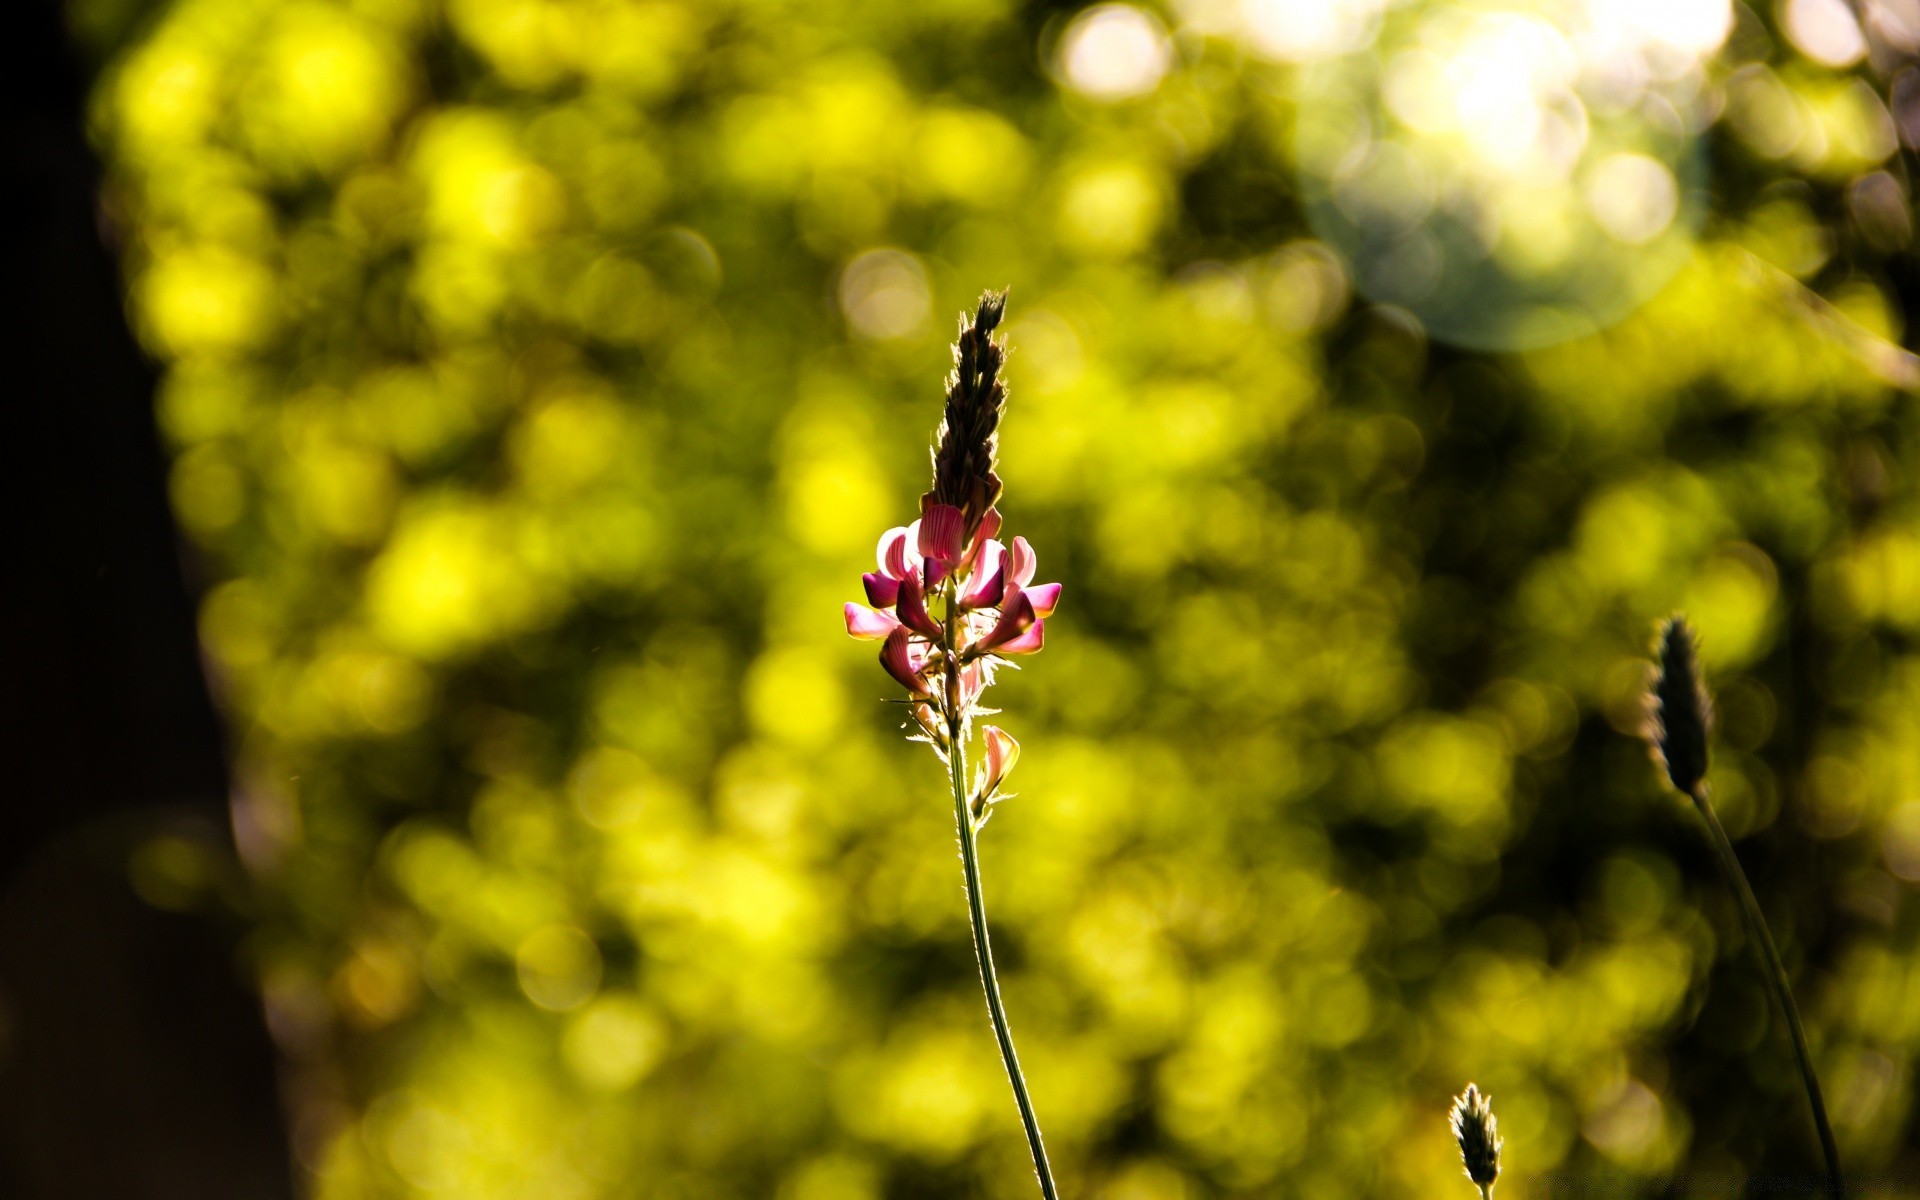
[1646, 614, 1712, 797]
[1630, 615, 1843, 1200]
[1450, 1083, 1501, 1198]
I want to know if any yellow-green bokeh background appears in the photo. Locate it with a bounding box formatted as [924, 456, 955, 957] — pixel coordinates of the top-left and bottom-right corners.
[76, 0, 1920, 1193]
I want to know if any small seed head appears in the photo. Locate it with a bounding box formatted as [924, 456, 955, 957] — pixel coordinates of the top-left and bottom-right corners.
[1450, 1084, 1502, 1193]
[1645, 615, 1713, 798]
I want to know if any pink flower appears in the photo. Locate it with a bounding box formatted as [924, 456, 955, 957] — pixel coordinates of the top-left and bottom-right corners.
[879, 627, 932, 696]
[973, 590, 1045, 656]
[961, 507, 1003, 572]
[862, 526, 914, 609]
[960, 660, 986, 709]
[844, 602, 900, 641]
[1023, 582, 1062, 618]
[958, 540, 1007, 610]
[919, 502, 966, 568]
[896, 571, 942, 639]
[980, 725, 1019, 795]
[878, 525, 911, 577]
[862, 572, 900, 607]
[1002, 536, 1063, 617]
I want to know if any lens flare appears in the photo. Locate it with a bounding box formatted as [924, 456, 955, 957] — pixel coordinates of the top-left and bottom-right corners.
[1287, 0, 1720, 350]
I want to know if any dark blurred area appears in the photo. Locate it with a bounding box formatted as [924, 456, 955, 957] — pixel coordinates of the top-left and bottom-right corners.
[0, 0, 289, 1194]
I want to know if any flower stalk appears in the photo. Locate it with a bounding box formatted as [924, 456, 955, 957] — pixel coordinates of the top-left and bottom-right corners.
[1645, 616, 1843, 1200]
[947, 599, 1058, 1200]
[846, 291, 1061, 1199]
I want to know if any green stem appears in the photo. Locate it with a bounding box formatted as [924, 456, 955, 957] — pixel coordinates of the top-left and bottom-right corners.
[945, 598, 1058, 1199]
[1691, 787, 1843, 1200]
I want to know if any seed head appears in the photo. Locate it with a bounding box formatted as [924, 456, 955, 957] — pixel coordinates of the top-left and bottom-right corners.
[1449, 1084, 1502, 1196]
[1645, 615, 1713, 798]
[927, 291, 1009, 540]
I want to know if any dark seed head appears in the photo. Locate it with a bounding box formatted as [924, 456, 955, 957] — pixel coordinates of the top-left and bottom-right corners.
[1450, 1084, 1502, 1191]
[1646, 615, 1713, 798]
[927, 290, 1009, 538]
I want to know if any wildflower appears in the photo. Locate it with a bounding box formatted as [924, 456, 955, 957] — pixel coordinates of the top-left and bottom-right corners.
[842, 291, 1063, 1200]
[1449, 1084, 1501, 1200]
[845, 299, 1061, 755]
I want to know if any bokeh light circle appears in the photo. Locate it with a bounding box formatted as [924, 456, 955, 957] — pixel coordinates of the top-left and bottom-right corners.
[1291, 0, 1727, 351]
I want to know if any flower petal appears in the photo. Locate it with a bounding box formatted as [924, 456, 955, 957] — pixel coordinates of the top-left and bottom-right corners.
[983, 725, 1020, 787]
[897, 571, 943, 639]
[992, 619, 1045, 656]
[1005, 536, 1037, 591]
[863, 572, 901, 608]
[845, 602, 901, 641]
[959, 540, 1007, 609]
[919, 503, 966, 566]
[1022, 582, 1062, 618]
[974, 590, 1036, 653]
[880, 627, 931, 695]
[960, 661, 985, 707]
[963, 508, 1003, 571]
[877, 526, 911, 579]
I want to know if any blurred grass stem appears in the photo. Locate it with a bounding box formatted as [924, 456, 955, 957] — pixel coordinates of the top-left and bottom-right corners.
[1689, 784, 1842, 1200]
[946, 599, 1059, 1200]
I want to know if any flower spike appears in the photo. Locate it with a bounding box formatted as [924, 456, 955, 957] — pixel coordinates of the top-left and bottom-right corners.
[842, 292, 1061, 1200]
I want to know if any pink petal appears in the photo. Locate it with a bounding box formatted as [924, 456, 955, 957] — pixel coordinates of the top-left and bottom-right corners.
[1006, 536, 1037, 591]
[863, 572, 901, 608]
[880, 627, 931, 695]
[923, 557, 951, 589]
[992, 619, 1045, 656]
[897, 571, 943, 639]
[959, 541, 1007, 609]
[919, 503, 966, 566]
[877, 527, 910, 579]
[962, 508, 1003, 571]
[845, 603, 901, 641]
[974, 590, 1036, 653]
[983, 725, 1020, 785]
[1022, 582, 1062, 618]
[961, 662, 985, 707]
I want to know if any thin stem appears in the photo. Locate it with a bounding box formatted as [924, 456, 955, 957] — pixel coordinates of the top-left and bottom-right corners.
[1690, 787, 1843, 1200]
[945, 599, 1059, 1200]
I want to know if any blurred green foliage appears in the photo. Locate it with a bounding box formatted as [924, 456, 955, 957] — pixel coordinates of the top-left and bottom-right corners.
[77, 0, 1920, 1194]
